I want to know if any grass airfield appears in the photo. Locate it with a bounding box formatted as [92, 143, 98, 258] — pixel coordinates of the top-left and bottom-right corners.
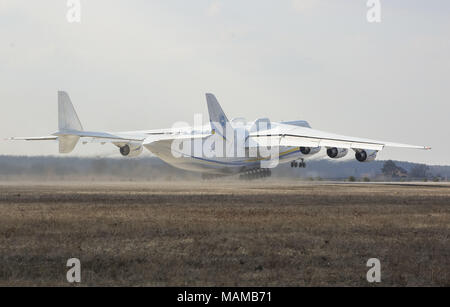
[0, 181, 449, 286]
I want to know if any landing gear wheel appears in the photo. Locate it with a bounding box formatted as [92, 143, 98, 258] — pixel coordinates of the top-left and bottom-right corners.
[291, 159, 306, 169]
[239, 168, 272, 180]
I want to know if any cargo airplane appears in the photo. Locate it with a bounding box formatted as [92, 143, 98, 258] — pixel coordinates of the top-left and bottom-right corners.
[9, 91, 430, 179]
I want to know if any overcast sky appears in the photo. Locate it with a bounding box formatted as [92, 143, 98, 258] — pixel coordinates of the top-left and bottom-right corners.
[1, 0, 449, 164]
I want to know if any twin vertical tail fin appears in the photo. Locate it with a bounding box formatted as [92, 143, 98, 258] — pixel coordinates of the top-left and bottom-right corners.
[206, 93, 232, 140]
[57, 91, 83, 153]
[58, 91, 83, 131]
[206, 93, 229, 125]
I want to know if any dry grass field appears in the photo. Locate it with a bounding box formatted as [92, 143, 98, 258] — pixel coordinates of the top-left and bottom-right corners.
[0, 181, 449, 286]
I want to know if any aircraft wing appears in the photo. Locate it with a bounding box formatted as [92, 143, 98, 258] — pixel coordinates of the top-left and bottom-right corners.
[8, 129, 150, 153]
[248, 123, 431, 151]
[8, 136, 58, 141]
[9, 131, 146, 144]
[54, 130, 146, 142]
[10, 129, 210, 144]
[143, 133, 212, 145]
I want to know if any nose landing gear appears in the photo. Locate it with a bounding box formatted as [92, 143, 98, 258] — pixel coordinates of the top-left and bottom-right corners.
[291, 158, 306, 168]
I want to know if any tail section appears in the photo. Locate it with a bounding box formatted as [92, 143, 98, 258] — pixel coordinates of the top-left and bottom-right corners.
[58, 135, 80, 153]
[57, 91, 83, 153]
[206, 93, 229, 126]
[206, 93, 231, 139]
[58, 91, 83, 132]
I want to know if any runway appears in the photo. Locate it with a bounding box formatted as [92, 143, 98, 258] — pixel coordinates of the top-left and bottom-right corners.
[0, 181, 449, 286]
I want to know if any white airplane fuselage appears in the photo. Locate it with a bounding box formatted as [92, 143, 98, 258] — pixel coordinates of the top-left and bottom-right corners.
[143, 121, 311, 175]
[148, 142, 305, 175]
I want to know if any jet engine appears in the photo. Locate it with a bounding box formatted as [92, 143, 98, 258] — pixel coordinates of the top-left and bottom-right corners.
[326, 147, 348, 159]
[119, 143, 143, 157]
[355, 150, 378, 162]
[300, 146, 321, 155]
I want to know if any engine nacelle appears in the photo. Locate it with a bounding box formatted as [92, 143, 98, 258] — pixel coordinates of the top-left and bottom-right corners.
[119, 143, 143, 157]
[300, 146, 321, 155]
[326, 147, 348, 159]
[355, 150, 378, 162]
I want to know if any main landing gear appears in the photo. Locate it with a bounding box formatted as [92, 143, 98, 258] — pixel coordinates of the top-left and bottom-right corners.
[291, 158, 306, 168]
[239, 168, 272, 180]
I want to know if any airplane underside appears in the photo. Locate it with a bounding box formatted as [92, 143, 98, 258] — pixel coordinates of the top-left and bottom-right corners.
[145, 142, 307, 176]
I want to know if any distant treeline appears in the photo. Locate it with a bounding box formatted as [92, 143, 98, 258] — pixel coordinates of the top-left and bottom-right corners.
[277, 159, 449, 181]
[0, 156, 195, 181]
[0, 155, 448, 181]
